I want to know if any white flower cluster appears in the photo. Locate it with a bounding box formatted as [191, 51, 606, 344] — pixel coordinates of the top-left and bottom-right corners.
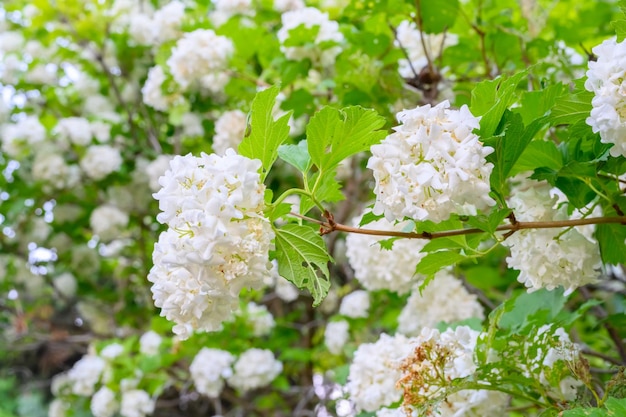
[227, 348, 283, 393]
[585, 37, 626, 157]
[324, 320, 349, 355]
[345, 214, 428, 294]
[274, 0, 305, 12]
[347, 333, 415, 412]
[190, 347, 235, 398]
[66, 354, 106, 396]
[139, 331, 163, 356]
[167, 29, 234, 90]
[148, 150, 274, 339]
[145, 155, 174, 192]
[395, 20, 458, 79]
[397, 270, 484, 336]
[91, 387, 118, 417]
[277, 7, 344, 67]
[142, 66, 183, 111]
[90, 205, 129, 242]
[32, 151, 80, 190]
[503, 181, 602, 295]
[368, 101, 495, 223]
[120, 389, 155, 417]
[348, 327, 508, 415]
[210, 0, 255, 27]
[212, 110, 248, 155]
[242, 302, 276, 337]
[80, 145, 123, 180]
[1, 115, 46, 158]
[339, 289, 370, 318]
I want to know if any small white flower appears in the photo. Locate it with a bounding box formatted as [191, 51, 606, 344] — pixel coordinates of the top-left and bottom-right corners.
[54, 117, 93, 146]
[91, 387, 119, 417]
[212, 110, 247, 155]
[190, 347, 235, 398]
[90, 205, 129, 242]
[339, 290, 369, 318]
[120, 389, 155, 417]
[139, 331, 163, 356]
[324, 320, 349, 355]
[152, 1, 185, 44]
[100, 343, 124, 360]
[80, 145, 123, 180]
[67, 355, 106, 396]
[227, 348, 282, 393]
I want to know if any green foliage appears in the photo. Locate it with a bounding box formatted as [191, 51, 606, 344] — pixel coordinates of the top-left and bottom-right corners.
[274, 224, 333, 306]
[239, 85, 293, 178]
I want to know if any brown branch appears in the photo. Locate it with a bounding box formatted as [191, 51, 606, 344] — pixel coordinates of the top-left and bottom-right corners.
[303, 215, 626, 241]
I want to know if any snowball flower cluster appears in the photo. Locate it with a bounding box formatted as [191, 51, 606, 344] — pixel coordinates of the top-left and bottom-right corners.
[142, 66, 182, 111]
[339, 289, 370, 318]
[91, 387, 118, 417]
[148, 150, 274, 339]
[139, 331, 162, 356]
[503, 181, 602, 295]
[90, 205, 129, 242]
[210, 0, 255, 26]
[212, 110, 248, 155]
[347, 333, 415, 412]
[395, 20, 458, 79]
[345, 213, 428, 294]
[324, 320, 349, 355]
[66, 354, 106, 396]
[397, 270, 484, 336]
[190, 348, 235, 398]
[32, 152, 79, 190]
[1, 115, 46, 158]
[585, 37, 626, 157]
[277, 7, 344, 67]
[227, 348, 283, 393]
[167, 29, 234, 89]
[242, 302, 275, 337]
[54, 117, 93, 146]
[120, 389, 155, 417]
[368, 100, 495, 223]
[80, 145, 123, 180]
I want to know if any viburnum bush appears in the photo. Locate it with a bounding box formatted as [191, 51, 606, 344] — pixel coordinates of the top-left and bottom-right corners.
[2, 0, 626, 416]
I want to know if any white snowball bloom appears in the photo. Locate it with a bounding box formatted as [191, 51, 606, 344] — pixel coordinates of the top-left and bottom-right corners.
[90, 205, 129, 242]
[91, 386, 119, 417]
[200, 71, 231, 96]
[142, 66, 182, 111]
[32, 152, 77, 190]
[274, 0, 305, 12]
[212, 110, 247, 155]
[54, 117, 93, 146]
[1, 115, 46, 158]
[129, 13, 155, 46]
[139, 331, 163, 356]
[91, 121, 112, 143]
[227, 348, 282, 392]
[277, 7, 344, 67]
[152, 1, 185, 44]
[148, 150, 273, 339]
[181, 112, 204, 138]
[503, 181, 602, 295]
[80, 145, 123, 180]
[339, 290, 369, 318]
[25, 64, 57, 84]
[585, 37, 626, 157]
[0, 31, 24, 53]
[324, 320, 349, 355]
[84, 95, 120, 122]
[375, 408, 405, 417]
[101, 343, 124, 360]
[190, 347, 235, 398]
[275, 275, 300, 302]
[244, 302, 275, 336]
[120, 389, 155, 417]
[397, 271, 484, 336]
[145, 155, 174, 192]
[345, 214, 427, 294]
[167, 29, 233, 89]
[210, 0, 254, 27]
[48, 399, 70, 417]
[347, 333, 415, 412]
[395, 20, 458, 79]
[67, 355, 106, 396]
[368, 100, 495, 223]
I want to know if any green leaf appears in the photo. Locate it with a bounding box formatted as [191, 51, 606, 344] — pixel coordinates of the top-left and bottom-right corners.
[358, 210, 384, 226]
[550, 89, 593, 126]
[517, 83, 567, 126]
[470, 70, 527, 137]
[278, 140, 311, 173]
[464, 208, 512, 235]
[415, 250, 466, 277]
[511, 140, 564, 175]
[239, 85, 292, 178]
[420, 0, 459, 34]
[596, 223, 626, 265]
[497, 289, 567, 333]
[274, 224, 333, 306]
[306, 106, 387, 174]
[484, 112, 545, 199]
[299, 169, 345, 214]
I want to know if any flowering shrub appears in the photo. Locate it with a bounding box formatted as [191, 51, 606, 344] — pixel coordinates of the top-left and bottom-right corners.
[1, 1, 625, 417]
